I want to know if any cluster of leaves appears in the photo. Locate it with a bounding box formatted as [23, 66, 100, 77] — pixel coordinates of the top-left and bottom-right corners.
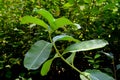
[21, 9, 114, 80]
[0, 0, 120, 80]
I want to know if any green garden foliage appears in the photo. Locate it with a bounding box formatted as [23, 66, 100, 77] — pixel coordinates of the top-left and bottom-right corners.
[0, 0, 120, 80]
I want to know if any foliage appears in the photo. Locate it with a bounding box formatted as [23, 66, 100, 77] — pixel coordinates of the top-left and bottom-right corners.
[21, 9, 112, 80]
[0, 0, 120, 79]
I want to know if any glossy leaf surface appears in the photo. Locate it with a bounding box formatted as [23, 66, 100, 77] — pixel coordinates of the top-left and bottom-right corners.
[24, 40, 52, 70]
[64, 39, 108, 54]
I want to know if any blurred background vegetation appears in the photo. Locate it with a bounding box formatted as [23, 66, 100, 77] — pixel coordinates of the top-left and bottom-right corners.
[0, 0, 120, 80]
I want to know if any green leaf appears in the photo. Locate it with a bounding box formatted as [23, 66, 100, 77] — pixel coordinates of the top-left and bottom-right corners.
[80, 72, 90, 80]
[63, 39, 108, 54]
[41, 58, 53, 76]
[94, 54, 101, 59]
[24, 40, 52, 70]
[41, 54, 58, 76]
[35, 9, 55, 26]
[63, 2, 74, 9]
[66, 52, 76, 65]
[20, 16, 48, 29]
[53, 34, 80, 43]
[96, 0, 106, 3]
[80, 69, 115, 80]
[54, 17, 74, 30]
[84, 0, 92, 3]
[88, 60, 94, 63]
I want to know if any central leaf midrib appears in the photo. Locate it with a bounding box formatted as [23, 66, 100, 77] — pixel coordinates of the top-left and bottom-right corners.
[29, 43, 50, 69]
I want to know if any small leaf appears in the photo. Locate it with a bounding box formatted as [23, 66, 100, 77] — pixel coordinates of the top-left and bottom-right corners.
[88, 60, 94, 63]
[54, 17, 74, 30]
[66, 52, 76, 65]
[63, 2, 73, 9]
[41, 54, 58, 76]
[20, 16, 48, 29]
[41, 58, 53, 76]
[53, 34, 80, 43]
[94, 54, 101, 59]
[24, 40, 52, 70]
[64, 39, 108, 54]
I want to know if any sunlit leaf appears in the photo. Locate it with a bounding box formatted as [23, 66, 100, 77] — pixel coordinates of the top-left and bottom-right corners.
[54, 17, 74, 30]
[24, 40, 52, 70]
[35, 9, 55, 25]
[64, 39, 108, 54]
[63, 2, 73, 9]
[53, 34, 80, 43]
[20, 16, 48, 29]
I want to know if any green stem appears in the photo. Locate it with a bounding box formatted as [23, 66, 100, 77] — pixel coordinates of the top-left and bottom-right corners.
[48, 32, 90, 80]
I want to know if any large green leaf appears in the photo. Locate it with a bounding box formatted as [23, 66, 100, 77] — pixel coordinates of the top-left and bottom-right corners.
[20, 16, 48, 29]
[63, 39, 108, 54]
[24, 40, 52, 70]
[53, 34, 80, 43]
[80, 69, 115, 80]
[35, 9, 55, 25]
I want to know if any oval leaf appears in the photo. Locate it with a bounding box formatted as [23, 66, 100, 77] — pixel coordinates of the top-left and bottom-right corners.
[24, 40, 52, 70]
[53, 34, 80, 43]
[64, 39, 108, 54]
[20, 16, 48, 29]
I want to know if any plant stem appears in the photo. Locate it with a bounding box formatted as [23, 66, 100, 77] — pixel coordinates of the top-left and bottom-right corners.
[48, 32, 90, 80]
